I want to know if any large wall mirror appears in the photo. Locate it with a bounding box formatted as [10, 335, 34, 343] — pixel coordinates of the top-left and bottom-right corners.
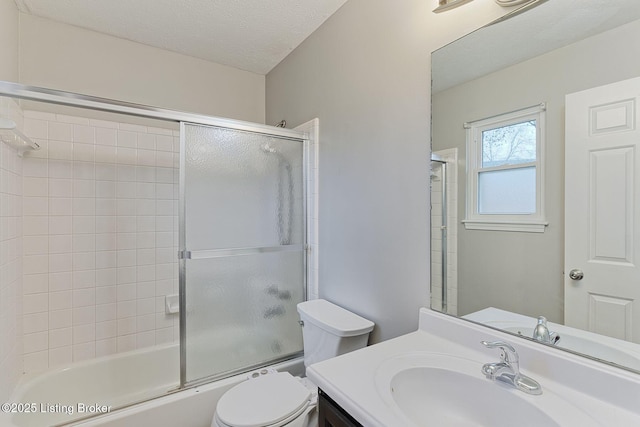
[431, 0, 640, 374]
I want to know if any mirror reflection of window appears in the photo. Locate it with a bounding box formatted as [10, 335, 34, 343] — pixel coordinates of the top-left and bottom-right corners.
[463, 105, 546, 231]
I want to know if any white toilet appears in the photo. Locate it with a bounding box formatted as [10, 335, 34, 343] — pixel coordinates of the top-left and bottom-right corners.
[211, 299, 375, 427]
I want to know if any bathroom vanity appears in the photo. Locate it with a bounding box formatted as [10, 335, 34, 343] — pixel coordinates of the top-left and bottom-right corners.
[307, 309, 640, 426]
[317, 389, 362, 427]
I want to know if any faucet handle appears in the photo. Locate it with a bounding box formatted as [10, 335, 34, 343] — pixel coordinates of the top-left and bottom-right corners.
[481, 340, 519, 364]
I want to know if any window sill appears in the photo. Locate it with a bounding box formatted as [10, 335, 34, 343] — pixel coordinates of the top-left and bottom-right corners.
[462, 219, 548, 233]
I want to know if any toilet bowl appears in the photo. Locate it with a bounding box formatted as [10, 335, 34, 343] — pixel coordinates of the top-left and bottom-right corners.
[210, 299, 374, 427]
[212, 372, 317, 427]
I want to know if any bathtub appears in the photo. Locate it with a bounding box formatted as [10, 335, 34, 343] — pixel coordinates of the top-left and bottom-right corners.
[1, 343, 304, 427]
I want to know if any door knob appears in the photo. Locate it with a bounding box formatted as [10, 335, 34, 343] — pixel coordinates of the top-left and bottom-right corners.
[568, 269, 584, 280]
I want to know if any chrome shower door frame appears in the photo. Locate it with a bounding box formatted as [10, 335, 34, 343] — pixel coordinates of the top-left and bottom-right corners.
[178, 122, 308, 387]
[0, 80, 310, 391]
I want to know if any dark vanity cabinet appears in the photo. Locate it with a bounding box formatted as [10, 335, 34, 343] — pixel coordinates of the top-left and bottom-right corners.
[318, 388, 364, 427]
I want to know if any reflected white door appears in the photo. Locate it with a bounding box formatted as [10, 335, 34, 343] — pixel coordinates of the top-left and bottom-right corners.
[565, 76, 640, 343]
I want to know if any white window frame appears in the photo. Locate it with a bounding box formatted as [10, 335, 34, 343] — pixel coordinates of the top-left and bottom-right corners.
[462, 103, 548, 233]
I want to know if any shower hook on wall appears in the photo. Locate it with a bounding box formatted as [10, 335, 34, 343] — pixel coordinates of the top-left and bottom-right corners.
[274, 120, 287, 128]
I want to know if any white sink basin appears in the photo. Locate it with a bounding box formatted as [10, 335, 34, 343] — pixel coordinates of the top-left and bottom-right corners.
[502, 326, 640, 371]
[375, 352, 600, 427]
[464, 308, 640, 372]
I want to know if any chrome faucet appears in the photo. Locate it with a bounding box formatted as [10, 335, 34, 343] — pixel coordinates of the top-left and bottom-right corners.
[481, 340, 542, 395]
[532, 316, 561, 345]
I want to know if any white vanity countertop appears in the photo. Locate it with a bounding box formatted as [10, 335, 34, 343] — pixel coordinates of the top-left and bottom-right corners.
[306, 308, 640, 427]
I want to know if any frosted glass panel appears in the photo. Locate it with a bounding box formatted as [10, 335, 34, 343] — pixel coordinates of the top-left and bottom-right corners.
[184, 125, 304, 251]
[185, 251, 304, 382]
[182, 123, 305, 383]
[478, 167, 536, 214]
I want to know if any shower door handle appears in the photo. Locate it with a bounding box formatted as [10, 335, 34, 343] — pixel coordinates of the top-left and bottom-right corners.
[568, 269, 584, 281]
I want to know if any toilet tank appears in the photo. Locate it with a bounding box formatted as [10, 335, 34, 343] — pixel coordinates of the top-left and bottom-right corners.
[297, 299, 374, 368]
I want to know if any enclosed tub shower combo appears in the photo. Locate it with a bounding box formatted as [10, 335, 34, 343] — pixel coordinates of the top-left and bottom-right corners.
[0, 81, 325, 426]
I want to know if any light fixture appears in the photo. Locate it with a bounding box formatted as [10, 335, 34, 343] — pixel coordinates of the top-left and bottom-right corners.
[495, 0, 531, 6]
[433, 0, 474, 13]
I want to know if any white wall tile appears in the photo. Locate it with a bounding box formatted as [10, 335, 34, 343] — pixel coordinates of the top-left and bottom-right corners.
[73, 342, 95, 361]
[95, 216, 116, 233]
[49, 346, 72, 367]
[72, 307, 95, 326]
[24, 177, 48, 197]
[73, 324, 95, 344]
[49, 179, 73, 198]
[95, 338, 117, 357]
[96, 286, 116, 305]
[24, 331, 48, 353]
[23, 158, 48, 177]
[96, 251, 116, 269]
[137, 150, 156, 167]
[48, 235, 72, 254]
[117, 335, 136, 353]
[49, 291, 72, 311]
[72, 270, 95, 289]
[73, 180, 95, 198]
[49, 253, 72, 272]
[72, 216, 95, 234]
[48, 217, 72, 235]
[73, 144, 95, 162]
[73, 125, 95, 144]
[48, 141, 73, 160]
[24, 118, 48, 139]
[23, 312, 48, 334]
[49, 309, 72, 329]
[156, 135, 173, 152]
[23, 235, 49, 255]
[73, 162, 95, 180]
[49, 198, 73, 216]
[95, 145, 117, 164]
[117, 317, 137, 336]
[136, 232, 155, 249]
[90, 119, 118, 130]
[96, 199, 116, 216]
[96, 164, 116, 181]
[56, 114, 90, 126]
[49, 328, 72, 348]
[73, 288, 95, 307]
[96, 320, 116, 340]
[116, 147, 137, 165]
[96, 127, 117, 146]
[23, 293, 48, 314]
[49, 272, 72, 292]
[23, 197, 48, 216]
[136, 331, 155, 349]
[96, 269, 116, 287]
[18, 110, 181, 374]
[23, 273, 48, 294]
[49, 122, 73, 142]
[96, 303, 116, 322]
[23, 254, 48, 275]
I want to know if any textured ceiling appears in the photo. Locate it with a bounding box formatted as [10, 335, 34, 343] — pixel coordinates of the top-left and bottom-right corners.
[433, 0, 640, 93]
[15, 0, 348, 75]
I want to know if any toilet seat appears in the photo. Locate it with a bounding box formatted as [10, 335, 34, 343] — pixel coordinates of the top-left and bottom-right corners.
[215, 372, 314, 427]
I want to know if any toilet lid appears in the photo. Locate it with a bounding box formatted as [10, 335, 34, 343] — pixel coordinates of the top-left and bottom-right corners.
[216, 372, 312, 427]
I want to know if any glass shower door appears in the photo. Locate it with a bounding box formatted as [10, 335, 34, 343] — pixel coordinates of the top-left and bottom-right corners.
[180, 123, 306, 385]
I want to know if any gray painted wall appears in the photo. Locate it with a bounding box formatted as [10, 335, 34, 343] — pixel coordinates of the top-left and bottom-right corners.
[432, 19, 640, 322]
[18, 14, 266, 123]
[0, 0, 18, 82]
[265, 0, 506, 343]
